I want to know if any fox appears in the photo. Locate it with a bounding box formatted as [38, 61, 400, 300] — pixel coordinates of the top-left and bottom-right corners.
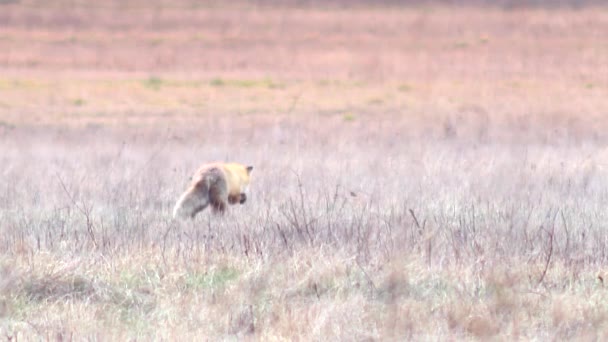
[172, 162, 253, 219]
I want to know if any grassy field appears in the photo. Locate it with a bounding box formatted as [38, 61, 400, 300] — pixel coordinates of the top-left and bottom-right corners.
[2, 1, 608, 340]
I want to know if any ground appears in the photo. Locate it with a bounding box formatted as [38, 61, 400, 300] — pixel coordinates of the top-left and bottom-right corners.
[2, 1, 608, 340]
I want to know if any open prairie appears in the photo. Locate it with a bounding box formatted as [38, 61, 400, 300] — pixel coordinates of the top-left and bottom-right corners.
[2, 1, 608, 340]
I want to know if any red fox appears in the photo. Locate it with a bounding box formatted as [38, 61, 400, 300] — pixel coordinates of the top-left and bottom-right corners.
[173, 162, 253, 219]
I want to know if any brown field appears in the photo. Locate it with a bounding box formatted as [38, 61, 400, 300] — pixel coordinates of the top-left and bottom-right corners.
[2, 1, 608, 340]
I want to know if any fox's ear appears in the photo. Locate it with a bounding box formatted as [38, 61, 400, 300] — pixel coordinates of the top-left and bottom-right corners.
[246, 166, 253, 174]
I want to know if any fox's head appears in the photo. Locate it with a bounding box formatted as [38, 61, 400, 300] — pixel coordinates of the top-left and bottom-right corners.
[240, 165, 253, 195]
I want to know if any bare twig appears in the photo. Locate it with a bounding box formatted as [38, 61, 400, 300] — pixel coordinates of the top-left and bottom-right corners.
[275, 224, 290, 250]
[409, 209, 426, 234]
[560, 209, 570, 258]
[161, 219, 177, 266]
[538, 225, 555, 285]
[55, 172, 98, 249]
[355, 257, 377, 295]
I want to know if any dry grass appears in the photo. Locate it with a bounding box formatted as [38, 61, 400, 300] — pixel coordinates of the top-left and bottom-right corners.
[2, 1, 608, 340]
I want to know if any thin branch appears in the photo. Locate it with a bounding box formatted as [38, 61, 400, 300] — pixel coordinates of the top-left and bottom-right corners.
[538, 225, 555, 285]
[55, 172, 98, 249]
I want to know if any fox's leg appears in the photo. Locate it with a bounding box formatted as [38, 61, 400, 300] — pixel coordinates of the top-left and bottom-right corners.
[239, 193, 247, 204]
[190, 203, 209, 218]
[211, 201, 226, 214]
[209, 178, 228, 215]
[228, 194, 241, 205]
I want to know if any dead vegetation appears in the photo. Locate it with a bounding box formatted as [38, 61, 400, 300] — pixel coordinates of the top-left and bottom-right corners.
[2, 1, 608, 340]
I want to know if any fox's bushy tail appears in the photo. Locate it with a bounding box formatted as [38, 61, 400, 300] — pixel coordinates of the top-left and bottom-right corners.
[172, 178, 210, 219]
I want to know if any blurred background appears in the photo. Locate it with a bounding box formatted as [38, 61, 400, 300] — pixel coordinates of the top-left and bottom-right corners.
[1, 0, 607, 143]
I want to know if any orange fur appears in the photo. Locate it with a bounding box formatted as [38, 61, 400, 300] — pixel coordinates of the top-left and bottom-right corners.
[173, 162, 253, 219]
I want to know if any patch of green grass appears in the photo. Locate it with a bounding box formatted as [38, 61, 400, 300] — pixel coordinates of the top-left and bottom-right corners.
[183, 267, 240, 290]
[210, 78, 226, 87]
[118, 268, 162, 290]
[112, 291, 156, 327]
[317, 80, 366, 88]
[508, 81, 521, 88]
[0, 295, 29, 320]
[0, 79, 45, 90]
[585, 83, 594, 89]
[209, 78, 284, 89]
[192, 33, 208, 41]
[149, 38, 163, 46]
[266, 80, 285, 89]
[72, 98, 85, 107]
[343, 113, 356, 122]
[143, 76, 164, 90]
[452, 41, 469, 49]
[54, 36, 78, 44]
[229, 79, 258, 88]
[398, 84, 412, 92]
